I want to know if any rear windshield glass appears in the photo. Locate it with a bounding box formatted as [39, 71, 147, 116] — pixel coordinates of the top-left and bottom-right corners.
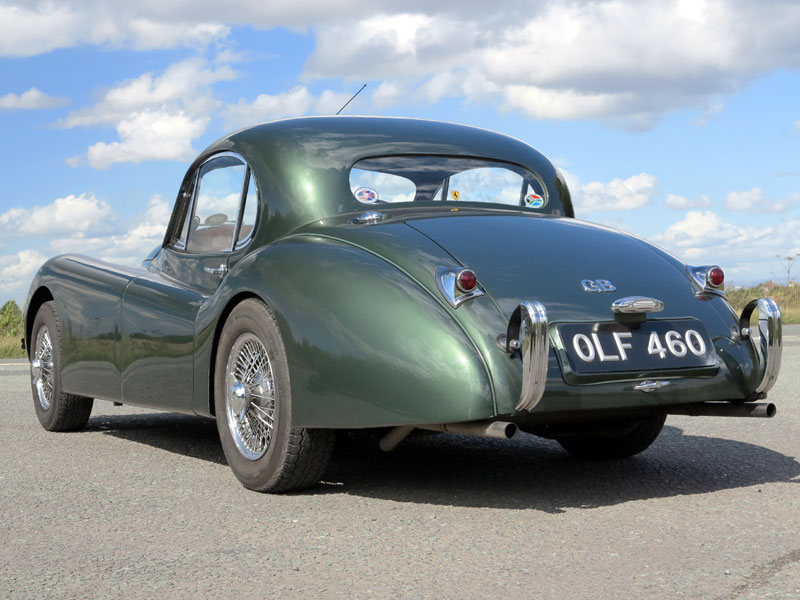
[350, 156, 555, 213]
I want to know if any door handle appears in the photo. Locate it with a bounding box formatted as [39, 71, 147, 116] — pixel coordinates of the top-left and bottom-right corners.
[204, 263, 228, 276]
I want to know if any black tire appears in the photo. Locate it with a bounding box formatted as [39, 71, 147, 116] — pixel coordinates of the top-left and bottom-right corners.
[556, 414, 666, 459]
[214, 299, 334, 492]
[30, 301, 93, 431]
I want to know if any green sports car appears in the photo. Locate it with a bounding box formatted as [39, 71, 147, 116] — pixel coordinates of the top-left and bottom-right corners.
[23, 117, 783, 492]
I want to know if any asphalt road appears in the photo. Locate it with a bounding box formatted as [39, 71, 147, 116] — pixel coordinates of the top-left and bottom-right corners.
[1, 326, 798, 600]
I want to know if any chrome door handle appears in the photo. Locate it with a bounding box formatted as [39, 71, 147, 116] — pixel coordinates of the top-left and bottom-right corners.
[204, 263, 228, 276]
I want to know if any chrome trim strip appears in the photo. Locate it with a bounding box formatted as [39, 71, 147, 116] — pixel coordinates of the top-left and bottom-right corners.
[203, 263, 228, 276]
[506, 301, 549, 412]
[611, 296, 665, 314]
[739, 298, 782, 395]
[436, 266, 484, 308]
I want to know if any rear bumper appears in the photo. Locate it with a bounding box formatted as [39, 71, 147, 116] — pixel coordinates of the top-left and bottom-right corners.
[739, 297, 782, 397]
[504, 296, 783, 421]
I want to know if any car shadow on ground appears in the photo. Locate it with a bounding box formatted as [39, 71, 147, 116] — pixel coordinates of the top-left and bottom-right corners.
[90, 413, 799, 512]
[87, 412, 227, 466]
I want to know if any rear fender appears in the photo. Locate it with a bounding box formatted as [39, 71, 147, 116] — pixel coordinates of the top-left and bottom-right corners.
[196, 236, 495, 427]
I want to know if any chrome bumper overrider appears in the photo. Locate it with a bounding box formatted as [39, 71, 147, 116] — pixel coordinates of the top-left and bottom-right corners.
[739, 297, 782, 396]
[506, 301, 549, 412]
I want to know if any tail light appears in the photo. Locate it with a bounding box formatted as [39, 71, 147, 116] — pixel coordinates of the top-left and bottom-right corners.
[456, 269, 478, 293]
[687, 265, 726, 295]
[707, 266, 724, 288]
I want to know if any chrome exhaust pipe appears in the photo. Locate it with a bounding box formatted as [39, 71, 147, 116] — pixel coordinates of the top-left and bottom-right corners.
[418, 420, 518, 439]
[379, 420, 518, 452]
[667, 402, 776, 418]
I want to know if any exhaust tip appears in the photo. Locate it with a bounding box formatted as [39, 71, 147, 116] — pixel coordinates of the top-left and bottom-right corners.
[765, 403, 777, 418]
[503, 423, 518, 439]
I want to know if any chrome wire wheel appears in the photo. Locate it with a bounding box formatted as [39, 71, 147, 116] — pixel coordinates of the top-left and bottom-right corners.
[32, 326, 55, 410]
[225, 332, 275, 460]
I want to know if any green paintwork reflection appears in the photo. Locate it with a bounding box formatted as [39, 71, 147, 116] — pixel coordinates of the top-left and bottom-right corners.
[22, 117, 772, 429]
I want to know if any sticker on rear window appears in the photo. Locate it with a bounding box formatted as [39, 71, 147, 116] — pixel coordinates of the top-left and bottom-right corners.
[525, 192, 545, 208]
[354, 187, 379, 204]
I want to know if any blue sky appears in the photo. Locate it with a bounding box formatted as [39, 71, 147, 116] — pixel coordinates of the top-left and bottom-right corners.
[1, 1, 799, 304]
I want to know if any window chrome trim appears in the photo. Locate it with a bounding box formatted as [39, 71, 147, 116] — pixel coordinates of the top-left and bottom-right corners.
[349, 155, 551, 211]
[233, 168, 259, 250]
[171, 151, 258, 255]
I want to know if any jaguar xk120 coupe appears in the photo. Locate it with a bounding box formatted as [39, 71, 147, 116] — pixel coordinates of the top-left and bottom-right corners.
[24, 117, 782, 492]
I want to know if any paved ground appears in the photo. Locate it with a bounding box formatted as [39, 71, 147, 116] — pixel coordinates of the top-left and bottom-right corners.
[1, 326, 798, 599]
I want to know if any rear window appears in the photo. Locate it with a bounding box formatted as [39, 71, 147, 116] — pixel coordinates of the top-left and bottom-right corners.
[350, 156, 554, 213]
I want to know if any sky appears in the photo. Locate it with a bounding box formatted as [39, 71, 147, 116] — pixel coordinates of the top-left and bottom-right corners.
[1, 0, 799, 305]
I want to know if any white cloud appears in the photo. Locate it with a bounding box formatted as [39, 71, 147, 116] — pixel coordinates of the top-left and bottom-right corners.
[693, 100, 725, 127]
[653, 210, 800, 282]
[666, 193, 712, 209]
[0, 3, 228, 57]
[61, 58, 234, 128]
[795, 120, 800, 132]
[0, 193, 115, 237]
[568, 172, 657, 213]
[302, 1, 800, 127]
[4, 2, 800, 126]
[0, 194, 172, 299]
[49, 195, 172, 265]
[76, 110, 209, 169]
[223, 86, 352, 129]
[0, 250, 48, 296]
[724, 187, 800, 213]
[0, 88, 68, 110]
[372, 81, 405, 108]
[62, 57, 234, 168]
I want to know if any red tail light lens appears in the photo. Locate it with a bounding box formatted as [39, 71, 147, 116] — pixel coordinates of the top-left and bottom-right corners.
[708, 266, 724, 288]
[456, 269, 478, 293]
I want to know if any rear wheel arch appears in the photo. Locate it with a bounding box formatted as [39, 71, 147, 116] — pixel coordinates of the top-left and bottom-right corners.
[209, 291, 270, 416]
[25, 287, 54, 358]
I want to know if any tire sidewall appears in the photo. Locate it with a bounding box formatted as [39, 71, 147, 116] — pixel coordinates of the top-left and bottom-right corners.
[214, 300, 292, 489]
[31, 302, 64, 430]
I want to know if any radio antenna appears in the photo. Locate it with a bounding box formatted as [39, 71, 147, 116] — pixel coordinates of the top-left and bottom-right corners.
[336, 84, 367, 115]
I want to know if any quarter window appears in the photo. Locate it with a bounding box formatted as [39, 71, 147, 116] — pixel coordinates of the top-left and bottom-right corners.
[236, 171, 258, 248]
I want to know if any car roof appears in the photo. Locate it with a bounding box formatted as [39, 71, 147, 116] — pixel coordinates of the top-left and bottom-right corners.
[194, 116, 570, 239]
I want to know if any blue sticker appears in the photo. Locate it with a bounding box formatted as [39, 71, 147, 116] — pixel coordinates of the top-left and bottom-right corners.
[525, 192, 545, 208]
[354, 187, 379, 204]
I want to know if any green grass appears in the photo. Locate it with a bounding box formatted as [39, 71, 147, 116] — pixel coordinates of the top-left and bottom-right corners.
[0, 335, 25, 359]
[725, 284, 800, 324]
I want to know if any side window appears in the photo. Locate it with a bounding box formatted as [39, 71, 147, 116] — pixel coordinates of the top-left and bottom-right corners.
[236, 171, 258, 248]
[186, 156, 246, 253]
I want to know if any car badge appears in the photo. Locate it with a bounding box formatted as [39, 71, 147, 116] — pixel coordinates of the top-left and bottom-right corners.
[451, 190, 460, 201]
[581, 279, 616, 292]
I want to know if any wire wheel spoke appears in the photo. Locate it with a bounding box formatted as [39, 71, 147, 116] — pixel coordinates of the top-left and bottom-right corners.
[225, 332, 275, 460]
[33, 327, 55, 410]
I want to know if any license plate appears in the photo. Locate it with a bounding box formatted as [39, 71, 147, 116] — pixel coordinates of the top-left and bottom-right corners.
[557, 320, 716, 374]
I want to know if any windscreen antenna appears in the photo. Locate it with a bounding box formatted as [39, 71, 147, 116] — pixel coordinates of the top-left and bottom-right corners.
[336, 84, 367, 115]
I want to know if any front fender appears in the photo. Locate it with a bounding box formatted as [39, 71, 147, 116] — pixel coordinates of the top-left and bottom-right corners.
[201, 235, 495, 427]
